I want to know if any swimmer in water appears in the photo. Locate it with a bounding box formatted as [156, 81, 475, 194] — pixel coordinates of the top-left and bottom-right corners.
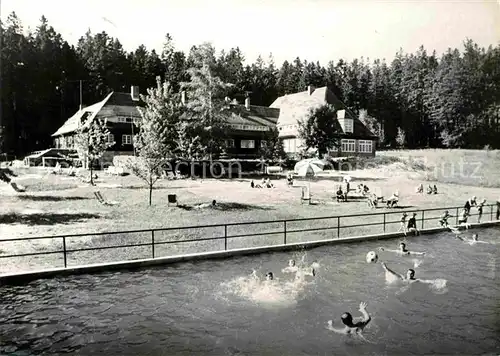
[326, 302, 371, 336]
[265, 272, 274, 281]
[381, 262, 434, 284]
[454, 233, 489, 245]
[378, 242, 426, 256]
[282, 259, 316, 277]
[282, 259, 299, 273]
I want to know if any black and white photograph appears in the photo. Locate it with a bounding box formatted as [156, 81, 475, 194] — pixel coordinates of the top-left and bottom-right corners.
[0, 0, 499, 355]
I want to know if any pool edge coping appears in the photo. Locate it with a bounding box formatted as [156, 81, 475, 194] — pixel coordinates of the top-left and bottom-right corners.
[1, 220, 499, 284]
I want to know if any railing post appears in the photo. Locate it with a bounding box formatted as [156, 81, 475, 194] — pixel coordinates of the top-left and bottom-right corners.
[151, 230, 155, 258]
[491, 204, 493, 221]
[337, 217, 340, 239]
[383, 213, 386, 233]
[421, 210, 425, 229]
[456, 207, 459, 225]
[62, 236, 67, 268]
[224, 225, 228, 250]
[283, 221, 287, 245]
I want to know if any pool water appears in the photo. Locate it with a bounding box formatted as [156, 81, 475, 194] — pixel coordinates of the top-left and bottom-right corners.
[1, 228, 499, 355]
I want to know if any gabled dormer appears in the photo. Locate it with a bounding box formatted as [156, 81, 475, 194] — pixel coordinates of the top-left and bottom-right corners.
[337, 109, 353, 134]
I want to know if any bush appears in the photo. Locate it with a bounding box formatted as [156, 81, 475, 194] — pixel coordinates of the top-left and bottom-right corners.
[113, 155, 136, 168]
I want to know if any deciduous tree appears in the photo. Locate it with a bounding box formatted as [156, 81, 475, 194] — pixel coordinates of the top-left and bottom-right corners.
[128, 78, 182, 205]
[298, 104, 340, 158]
[74, 118, 114, 185]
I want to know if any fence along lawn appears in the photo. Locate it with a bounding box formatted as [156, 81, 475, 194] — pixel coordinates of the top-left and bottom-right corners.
[0, 204, 494, 274]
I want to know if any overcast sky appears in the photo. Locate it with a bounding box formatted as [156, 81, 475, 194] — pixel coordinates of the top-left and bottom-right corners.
[2, 0, 499, 65]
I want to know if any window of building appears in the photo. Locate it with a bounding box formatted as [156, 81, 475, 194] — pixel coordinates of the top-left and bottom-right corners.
[341, 139, 356, 153]
[240, 139, 255, 149]
[126, 117, 133, 123]
[122, 134, 132, 145]
[358, 140, 372, 153]
[260, 140, 267, 148]
[226, 139, 235, 148]
[343, 119, 354, 133]
[107, 134, 115, 144]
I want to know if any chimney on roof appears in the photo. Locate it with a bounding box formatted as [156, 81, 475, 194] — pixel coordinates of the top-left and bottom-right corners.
[308, 85, 315, 95]
[245, 97, 250, 110]
[181, 91, 186, 105]
[131, 86, 140, 101]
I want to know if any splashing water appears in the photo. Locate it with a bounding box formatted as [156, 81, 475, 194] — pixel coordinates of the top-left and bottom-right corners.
[218, 270, 314, 307]
[427, 278, 448, 294]
[413, 259, 424, 268]
[384, 271, 401, 284]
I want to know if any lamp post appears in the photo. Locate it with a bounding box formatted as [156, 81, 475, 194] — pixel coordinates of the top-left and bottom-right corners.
[56, 78, 88, 114]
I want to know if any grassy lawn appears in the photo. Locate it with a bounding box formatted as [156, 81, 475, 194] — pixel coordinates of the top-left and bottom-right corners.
[1, 150, 499, 274]
[377, 149, 500, 187]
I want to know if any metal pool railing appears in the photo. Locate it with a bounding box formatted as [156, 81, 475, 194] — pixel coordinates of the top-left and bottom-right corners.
[0, 203, 498, 272]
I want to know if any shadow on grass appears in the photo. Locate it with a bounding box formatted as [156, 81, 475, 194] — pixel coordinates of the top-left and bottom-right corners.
[177, 202, 273, 211]
[121, 185, 186, 190]
[0, 212, 101, 225]
[384, 205, 415, 209]
[16, 195, 90, 202]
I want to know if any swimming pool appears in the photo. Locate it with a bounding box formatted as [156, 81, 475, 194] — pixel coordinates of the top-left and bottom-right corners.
[1, 228, 499, 355]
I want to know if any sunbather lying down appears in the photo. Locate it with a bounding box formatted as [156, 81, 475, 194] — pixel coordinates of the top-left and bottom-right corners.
[194, 200, 217, 209]
[385, 191, 399, 207]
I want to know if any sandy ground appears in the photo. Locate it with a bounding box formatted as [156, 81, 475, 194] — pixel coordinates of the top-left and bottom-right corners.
[1, 162, 499, 273]
[1, 163, 499, 239]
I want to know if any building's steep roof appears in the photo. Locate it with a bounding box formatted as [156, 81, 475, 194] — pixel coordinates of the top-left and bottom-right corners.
[95, 92, 143, 118]
[352, 118, 377, 138]
[227, 104, 280, 127]
[271, 86, 376, 139]
[270, 87, 352, 127]
[52, 92, 142, 137]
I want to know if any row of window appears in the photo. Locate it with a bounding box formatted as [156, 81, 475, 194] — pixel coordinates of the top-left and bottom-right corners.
[107, 136, 267, 149]
[340, 139, 372, 153]
[117, 117, 141, 124]
[225, 139, 266, 149]
[278, 119, 354, 134]
[231, 124, 269, 132]
[279, 124, 298, 131]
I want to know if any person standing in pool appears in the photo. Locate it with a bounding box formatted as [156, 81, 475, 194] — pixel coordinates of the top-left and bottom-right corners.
[378, 242, 426, 256]
[326, 302, 371, 336]
[407, 213, 419, 235]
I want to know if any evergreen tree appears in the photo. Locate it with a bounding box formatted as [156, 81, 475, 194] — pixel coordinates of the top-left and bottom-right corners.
[180, 43, 232, 162]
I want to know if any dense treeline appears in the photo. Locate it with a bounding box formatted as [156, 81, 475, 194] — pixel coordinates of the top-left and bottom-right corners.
[1, 12, 499, 156]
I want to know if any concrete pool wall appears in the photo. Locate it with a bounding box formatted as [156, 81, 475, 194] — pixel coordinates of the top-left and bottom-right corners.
[1, 221, 498, 284]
